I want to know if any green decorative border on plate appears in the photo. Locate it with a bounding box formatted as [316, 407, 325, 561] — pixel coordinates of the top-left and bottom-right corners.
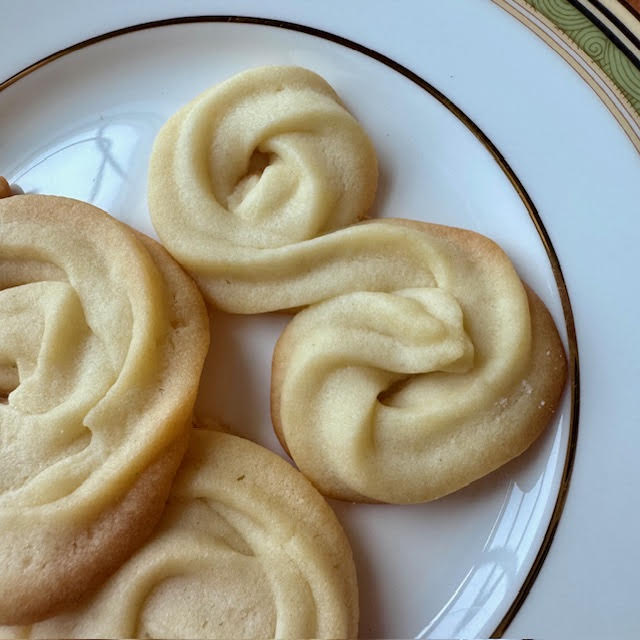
[525, 0, 640, 112]
[496, 0, 640, 152]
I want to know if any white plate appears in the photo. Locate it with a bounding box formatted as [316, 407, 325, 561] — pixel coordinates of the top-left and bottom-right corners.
[6, 2, 640, 636]
[0, 17, 577, 639]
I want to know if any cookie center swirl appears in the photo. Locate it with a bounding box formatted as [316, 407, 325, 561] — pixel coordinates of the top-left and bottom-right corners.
[272, 221, 533, 503]
[24, 431, 357, 639]
[0, 211, 169, 511]
[149, 66, 378, 309]
[0, 282, 111, 498]
[178, 69, 375, 246]
[128, 499, 319, 639]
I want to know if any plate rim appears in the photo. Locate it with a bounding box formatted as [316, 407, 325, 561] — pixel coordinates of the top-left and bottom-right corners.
[495, 0, 640, 153]
[0, 15, 580, 638]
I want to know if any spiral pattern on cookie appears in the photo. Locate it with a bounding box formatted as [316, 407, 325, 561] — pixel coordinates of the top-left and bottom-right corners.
[148, 65, 378, 312]
[0, 195, 209, 623]
[7, 430, 358, 640]
[271, 220, 567, 503]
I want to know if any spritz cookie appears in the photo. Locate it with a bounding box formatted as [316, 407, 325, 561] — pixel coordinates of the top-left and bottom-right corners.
[148, 65, 378, 312]
[271, 220, 567, 503]
[1, 430, 359, 639]
[0, 195, 209, 624]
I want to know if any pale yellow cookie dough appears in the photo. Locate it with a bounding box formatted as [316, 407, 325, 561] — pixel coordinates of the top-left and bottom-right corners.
[271, 220, 567, 503]
[0, 195, 209, 624]
[1, 429, 359, 640]
[148, 65, 378, 312]
[146, 64, 566, 505]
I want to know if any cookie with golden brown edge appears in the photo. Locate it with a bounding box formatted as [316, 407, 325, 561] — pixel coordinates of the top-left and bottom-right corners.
[0, 195, 209, 624]
[271, 219, 567, 504]
[1, 429, 359, 640]
[148, 65, 378, 312]
[0, 177, 11, 199]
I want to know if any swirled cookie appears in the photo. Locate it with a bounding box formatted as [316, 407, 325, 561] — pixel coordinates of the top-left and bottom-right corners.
[148, 65, 378, 312]
[271, 220, 567, 503]
[1, 429, 359, 640]
[0, 195, 209, 624]
[147, 65, 566, 503]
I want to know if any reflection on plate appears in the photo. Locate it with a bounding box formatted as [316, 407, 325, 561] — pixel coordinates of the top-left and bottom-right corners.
[0, 17, 576, 638]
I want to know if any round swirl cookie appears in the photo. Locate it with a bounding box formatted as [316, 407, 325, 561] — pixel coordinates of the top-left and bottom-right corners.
[271, 219, 568, 504]
[1, 429, 359, 640]
[148, 65, 378, 312]
[0, 194, 209, 624]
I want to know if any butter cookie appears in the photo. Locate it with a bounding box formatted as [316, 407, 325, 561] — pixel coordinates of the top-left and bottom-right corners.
[1, 430, 358, 639]
[0, 195, 209, 623]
